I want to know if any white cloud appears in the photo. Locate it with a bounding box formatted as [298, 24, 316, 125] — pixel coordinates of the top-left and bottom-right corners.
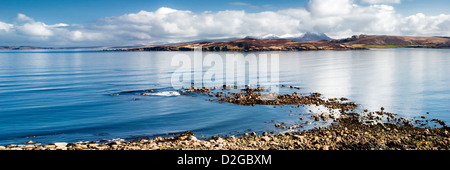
[306, 0, 353, 17]
[17, 22, 54, 37]
[90, 7, 302, 43]
[0, 21, 13, 32]
[360, 0, 401, 4]
[0, 14, 86, 46]
[16, 13, 33, 22]
[229, 2, 260, 9]
[49, 23, 69, 28]
[400, 13, 450, 35]
[0, 0, 449, 47]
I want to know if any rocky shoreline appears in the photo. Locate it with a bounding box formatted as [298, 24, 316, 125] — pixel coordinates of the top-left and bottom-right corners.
[1, 116, 448, 150]
[1, 86, 449, 150]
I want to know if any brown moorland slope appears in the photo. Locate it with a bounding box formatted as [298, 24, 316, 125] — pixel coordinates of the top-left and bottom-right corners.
[334, 35, 450, 48]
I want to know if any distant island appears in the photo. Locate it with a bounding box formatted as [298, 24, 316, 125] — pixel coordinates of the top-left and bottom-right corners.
[0, 45, 151, 50]
[111, 35, 450, 52]
[0, 46, 53, 50]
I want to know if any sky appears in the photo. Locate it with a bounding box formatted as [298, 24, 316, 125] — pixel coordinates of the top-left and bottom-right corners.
[0, 0, 449, 47]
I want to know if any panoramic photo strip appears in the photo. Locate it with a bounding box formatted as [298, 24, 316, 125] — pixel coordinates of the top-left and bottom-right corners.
[1, 0, 450, 167]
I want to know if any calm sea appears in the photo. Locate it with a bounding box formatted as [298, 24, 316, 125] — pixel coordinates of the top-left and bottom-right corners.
[0, 48, 449, 145]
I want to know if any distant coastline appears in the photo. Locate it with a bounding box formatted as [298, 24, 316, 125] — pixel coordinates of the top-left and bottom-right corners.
[0, 46, 54, 50]
[3, 35, 450, 52]
[109, 35, 450, 52]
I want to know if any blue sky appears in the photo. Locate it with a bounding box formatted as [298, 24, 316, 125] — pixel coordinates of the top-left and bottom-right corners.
[0, 0, 449, 47]
[0, 0, 448, 24]
[0, 0, 310, 24]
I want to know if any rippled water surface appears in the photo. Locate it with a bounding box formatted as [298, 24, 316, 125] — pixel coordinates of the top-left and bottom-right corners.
[0, 49, 449, 145]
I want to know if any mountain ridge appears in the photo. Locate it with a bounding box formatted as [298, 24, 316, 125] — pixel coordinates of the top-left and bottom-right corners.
[245, 32, 333, 42]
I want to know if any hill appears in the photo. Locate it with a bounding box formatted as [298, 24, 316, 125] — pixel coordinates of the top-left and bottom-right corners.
[245, 32, 333, 42]
[288, 32, 333, 42]
[334, 35, 450, 48]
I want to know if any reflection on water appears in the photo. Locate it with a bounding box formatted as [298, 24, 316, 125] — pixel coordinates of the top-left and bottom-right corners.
[0, 48, 449, 145]
[277, 49, 450, 121]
